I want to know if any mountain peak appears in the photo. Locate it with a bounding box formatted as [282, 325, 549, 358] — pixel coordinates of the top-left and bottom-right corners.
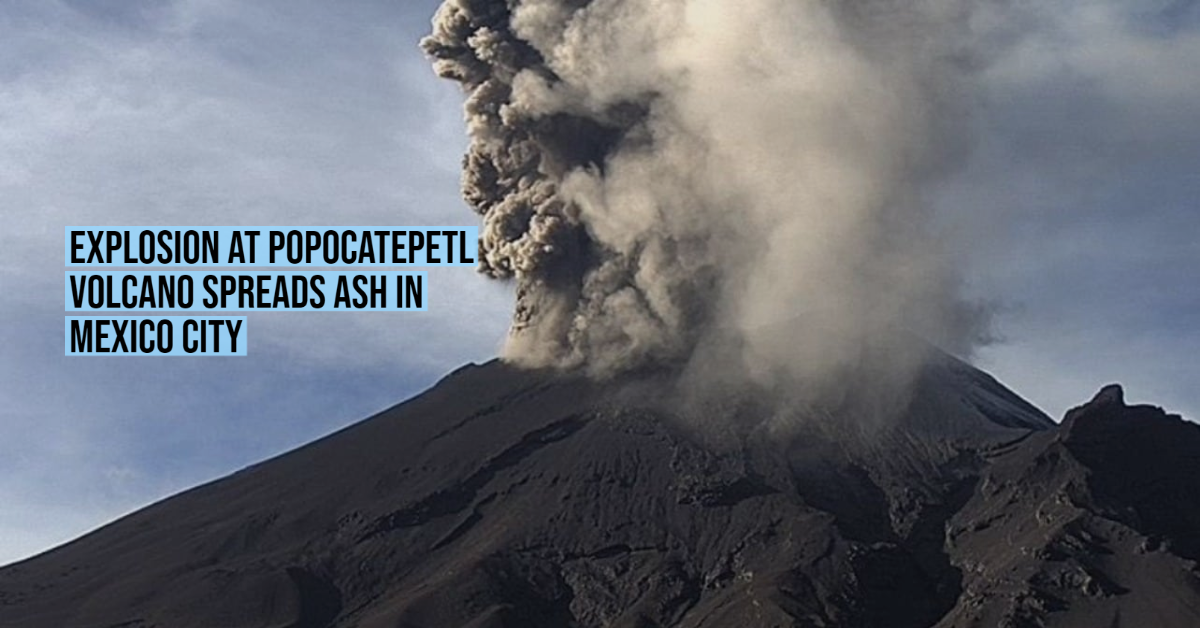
[1063, 383, 1126, 421]
[2, 362, 1197, 627]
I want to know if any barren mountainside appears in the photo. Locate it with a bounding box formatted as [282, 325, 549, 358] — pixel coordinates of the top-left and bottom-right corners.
[1, 355, 1198, 628]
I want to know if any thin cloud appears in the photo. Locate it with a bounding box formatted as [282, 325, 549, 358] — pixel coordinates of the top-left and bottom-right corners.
[0, 0, 506, 565]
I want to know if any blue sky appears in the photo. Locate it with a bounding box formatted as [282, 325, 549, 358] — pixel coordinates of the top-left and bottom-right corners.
[1, 0, 1196, 565]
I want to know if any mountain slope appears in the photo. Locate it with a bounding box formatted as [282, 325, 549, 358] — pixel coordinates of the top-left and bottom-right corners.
[1, 358, 1196, 628]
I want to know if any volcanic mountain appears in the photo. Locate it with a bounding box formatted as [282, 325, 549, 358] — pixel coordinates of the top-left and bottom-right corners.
[2, 347, 1199, 627]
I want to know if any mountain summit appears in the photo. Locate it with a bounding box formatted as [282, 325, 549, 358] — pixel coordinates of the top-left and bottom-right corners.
[2, 356, 1197, 628]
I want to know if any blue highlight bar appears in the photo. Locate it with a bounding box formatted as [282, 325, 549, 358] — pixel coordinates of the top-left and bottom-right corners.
[65, 316, 248, 356]
[62, 226, 467, 357]
[65, 271, 427, 312]
[65, 227, 478, 267]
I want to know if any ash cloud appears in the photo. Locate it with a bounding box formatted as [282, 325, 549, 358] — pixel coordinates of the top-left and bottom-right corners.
[422, 0, 1008, 393]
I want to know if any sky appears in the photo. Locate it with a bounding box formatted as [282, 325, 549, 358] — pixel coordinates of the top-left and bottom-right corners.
[1, 0, 1197, 566]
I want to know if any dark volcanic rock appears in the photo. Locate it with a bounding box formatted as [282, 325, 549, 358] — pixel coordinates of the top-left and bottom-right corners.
[941, 384, 1200, 627]
[1, 361, 1197, 628]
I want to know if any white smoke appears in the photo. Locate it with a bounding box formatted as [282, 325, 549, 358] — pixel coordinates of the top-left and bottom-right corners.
[424, 0, 1007, 395]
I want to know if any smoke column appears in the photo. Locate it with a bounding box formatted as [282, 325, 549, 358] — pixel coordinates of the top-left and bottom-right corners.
[422, 0, 1002, 393]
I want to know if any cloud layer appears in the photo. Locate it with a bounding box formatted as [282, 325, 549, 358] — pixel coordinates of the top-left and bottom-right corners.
[0, 0, 508, 565]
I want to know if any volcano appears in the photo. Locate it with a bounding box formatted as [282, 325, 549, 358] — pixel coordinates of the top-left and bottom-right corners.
[2, 348, 1199, 628]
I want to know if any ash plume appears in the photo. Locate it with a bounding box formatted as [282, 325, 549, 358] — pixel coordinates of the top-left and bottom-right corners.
[422, 0, 1005, 391]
